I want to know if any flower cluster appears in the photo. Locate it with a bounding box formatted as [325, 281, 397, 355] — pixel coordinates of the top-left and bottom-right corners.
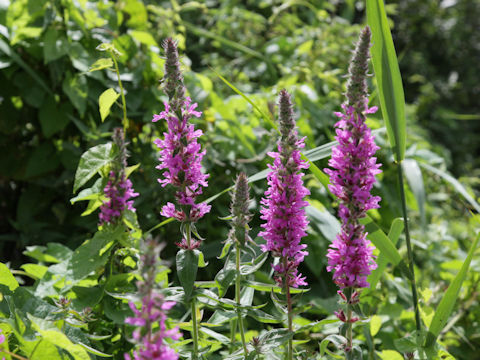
[260, 90, 310, 288]
[99, 128, 139, 226]
[153, 39, 210, 250]
[125, 240, 181, 360]
[325, 26, 381, 290]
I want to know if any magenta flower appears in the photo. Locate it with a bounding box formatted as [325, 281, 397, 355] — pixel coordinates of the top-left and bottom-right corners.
[99, 171, 139, 225]
[125, 295, 181, 360]
[153, 39, 210, 250]
[153, 98, 210, 223]
[99, 128, 139, 226]
[325, 26, 381, 290]
[260, 90, 310, 288]
[125, 240, 181, 360]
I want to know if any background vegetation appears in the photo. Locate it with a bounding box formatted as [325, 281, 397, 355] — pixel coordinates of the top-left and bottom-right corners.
[0, 0, 479, 359]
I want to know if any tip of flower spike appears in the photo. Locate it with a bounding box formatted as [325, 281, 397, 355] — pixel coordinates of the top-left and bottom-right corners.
[278, 89, 295, 141]
[346, 26, 372, 113]
[162, 38, 185, 107]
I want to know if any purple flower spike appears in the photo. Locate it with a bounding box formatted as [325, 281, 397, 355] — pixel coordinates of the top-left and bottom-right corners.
[260, 90, 310, 288]
[153, 39, 210, 237]
[99, 128, 139, 226]
[325, 26, 382, 290]
[125, 240, 181, 360]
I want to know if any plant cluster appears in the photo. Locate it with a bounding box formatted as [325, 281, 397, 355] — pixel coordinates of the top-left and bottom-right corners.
[0, 1, 479, 360]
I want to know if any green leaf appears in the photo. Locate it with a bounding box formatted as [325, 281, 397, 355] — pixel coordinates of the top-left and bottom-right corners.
[244, 281, 306, 294]
[176, 249, 199, 301]
[129, 30, 158, 46]
[89, 58, 114, 72]
[360, 215, 412, 280]
[78, 342, 112, 357]
[29, 315, 90, 360]
[73, 143, 114, 193]
[39, 96, 72, 138]
[366, 218, 404, 290]
[0, 37, 52, 95]
[425, 231, 480, 347]
[239, 251, 268, 275]
[367, 0, 406, 161]
[99, 88, 120, 122]
[403, 159, 426, 228]
[69, 227, 123, 281]
[378, 350, 404, 360]
[70, 178, 104, 204]
[0, 263, 19, 291]
[210, 67, 277, 131]
[419, 162, 480, 213]
[215, 252, 236, 297]
[370, 315, 382, 337]
[43, 27, 69, 63]
[320, 334, 346, 358]
[62, 72, 88, 116]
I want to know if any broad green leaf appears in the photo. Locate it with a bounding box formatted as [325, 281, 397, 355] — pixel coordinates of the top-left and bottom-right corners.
[215, 252, 236, 297]
[177, 249, 199, 301]
[73, 143, 113, 193]
[62, 72, 88, 116]
[419, 162, 480, 213]
[29, 315, 90, 360]
[360, 215, 412, 280]
[43, 27, 69, 63]
[20, 263, 48, 280]
[89, 58, 114, 72]
[378, 350, 403, 360]
[320, 334, 346, 358]
[129, 30, 158, 46]
[39, 96, 72, 138]
[0, 263, 19, 291]
[70, 178, 104, 204]
[99, 88, 120, 122]
[367, 0, 406, 161]
[69, 227, 124, 281]
[370, 315, 382, 337]
[425, 231, 480, 347]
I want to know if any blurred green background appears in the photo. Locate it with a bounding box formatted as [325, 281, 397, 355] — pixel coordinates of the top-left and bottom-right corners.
[0, 0, 479, 358]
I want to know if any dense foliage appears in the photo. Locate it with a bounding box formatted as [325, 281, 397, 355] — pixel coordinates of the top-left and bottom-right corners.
[0, 1, 479, 359]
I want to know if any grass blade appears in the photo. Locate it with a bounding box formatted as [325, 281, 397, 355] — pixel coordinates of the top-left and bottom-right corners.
[425, 230, 480, 347]
[419, 162, 480, 214]
[367, 0, 406, 161]
[210, 67, 278, 132]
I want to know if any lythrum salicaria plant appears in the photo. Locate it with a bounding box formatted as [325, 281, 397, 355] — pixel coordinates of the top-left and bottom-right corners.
[153, 38, 210, 359]
[260, 89, 310, 360]
[124, 239, 181, 360]
[99, 127, 139, 226]
[324, 26, 382, 357]
[229, 172, 252, 356]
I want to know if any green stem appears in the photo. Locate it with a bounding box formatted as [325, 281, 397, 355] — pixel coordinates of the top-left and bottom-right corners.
[186, 223, 199, 359]
[191, 298, 199, 359]
[284, 258, 293, 360]
[110, 54, 128, 132]
[397, 162, 421, 332]
[236, 244, 248, 357]
[0, 349, 30, 360]
[346, 305, 353, 358]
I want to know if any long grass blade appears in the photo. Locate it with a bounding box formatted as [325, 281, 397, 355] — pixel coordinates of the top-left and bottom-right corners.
[425, 230, 480, 347]
[367, 0, 406, 162]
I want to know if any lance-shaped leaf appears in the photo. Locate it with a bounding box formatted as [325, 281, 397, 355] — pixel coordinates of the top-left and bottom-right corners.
[177, 249, 199, 301]
[367, 0, 406, 161]
[73, 143, 114, 193]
